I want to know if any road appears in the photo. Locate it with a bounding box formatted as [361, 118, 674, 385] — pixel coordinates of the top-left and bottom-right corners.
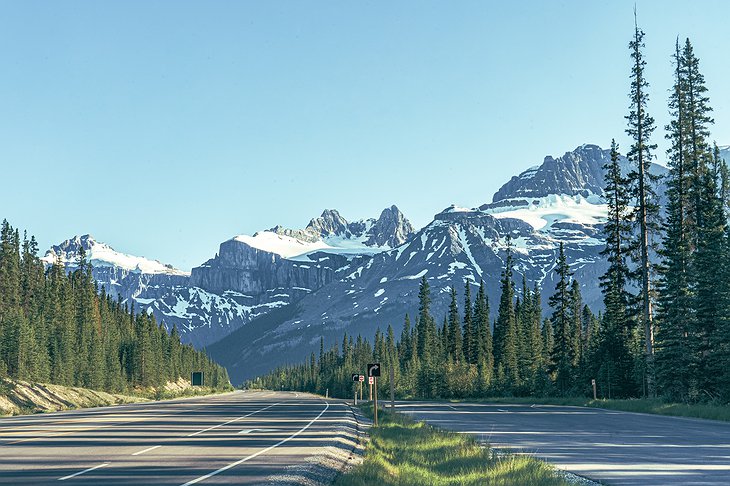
[397, 401, 730, 485]
[0, 390, 356, 485]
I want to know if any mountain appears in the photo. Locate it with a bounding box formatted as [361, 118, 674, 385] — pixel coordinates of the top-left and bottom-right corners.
[44, 207, 415, 348]
[208, 144, 669, 384]
[42, 235, 190, 305]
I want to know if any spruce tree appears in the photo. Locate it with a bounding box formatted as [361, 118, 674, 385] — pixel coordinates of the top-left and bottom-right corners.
[494, 240, 519, 391]
[447, 286, 462, 361]
[598, 140, 638, 397]
[548, 243, 573, 394]
[462, 282, 473, 364]
[656, 40, 694, 401]
[626, 18, 659, 363]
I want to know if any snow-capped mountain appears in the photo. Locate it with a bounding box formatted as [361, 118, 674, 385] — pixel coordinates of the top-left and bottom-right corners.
[42, 235, 190, 306]
[42, 235, 188, 276]
[44, 207, 415, 348]
[208, 144, 669, 384]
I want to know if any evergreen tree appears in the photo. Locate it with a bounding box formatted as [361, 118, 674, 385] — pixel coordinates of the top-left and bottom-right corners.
[494, 239, 519, 391]
[462, 282, 473, 364]
[549, 243, 574, 394]
[447, 286, 462, 362]
[626, 17, 660, 364]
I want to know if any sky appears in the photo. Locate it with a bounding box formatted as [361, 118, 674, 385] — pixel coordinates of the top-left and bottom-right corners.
[1, 1, 728, 271]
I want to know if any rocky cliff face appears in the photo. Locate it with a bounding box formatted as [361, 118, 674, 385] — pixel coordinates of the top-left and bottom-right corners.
[190, 239, 347, 296]
[491, 144, 609, 202]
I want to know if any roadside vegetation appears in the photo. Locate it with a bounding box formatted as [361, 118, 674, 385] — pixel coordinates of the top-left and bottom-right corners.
[0, 220, 232, 408]
[0, 377, 231, 416]
[337, 407, 569, 486]
[446, 396, 730, 423]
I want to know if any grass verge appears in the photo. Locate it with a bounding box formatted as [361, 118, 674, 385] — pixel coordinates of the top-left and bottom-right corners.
[336, 407, 570, 486]
[448, 396, 730, 422]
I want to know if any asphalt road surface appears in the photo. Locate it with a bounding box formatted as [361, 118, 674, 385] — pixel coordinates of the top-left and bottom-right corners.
[398, 401, 730, 485]
[0, 390, 354, 485]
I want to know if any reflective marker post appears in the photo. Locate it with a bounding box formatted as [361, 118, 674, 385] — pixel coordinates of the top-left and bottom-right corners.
[374, 376, 378, 426]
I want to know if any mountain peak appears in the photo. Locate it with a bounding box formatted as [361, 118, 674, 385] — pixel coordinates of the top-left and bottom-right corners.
[42, 235, 188, 276]
[306, 209, 350, 237]
[491, 144, 613, 203]
[365, 205, 415, 247]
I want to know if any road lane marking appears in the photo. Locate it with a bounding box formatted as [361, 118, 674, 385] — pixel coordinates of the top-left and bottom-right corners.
[238, 428, 277, 434]
[1, 403, 212, 446]
[132, 445, 162, 456]
[187, 402, 282, 437]
[180, 401, 331, 485]
[58, 463, 109, 481]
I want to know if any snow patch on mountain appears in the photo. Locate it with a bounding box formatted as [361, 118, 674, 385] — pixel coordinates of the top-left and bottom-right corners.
[233, 232, 333, 259]
[484, 194, 608, 233]
[42, 235, 188, 276]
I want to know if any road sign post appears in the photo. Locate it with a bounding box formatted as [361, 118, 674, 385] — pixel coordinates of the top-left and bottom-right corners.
[374, 376, 378, 426]
[368, 363, 381, 426]
[592, 379, 597, 400]
[352, 374, 360, 405]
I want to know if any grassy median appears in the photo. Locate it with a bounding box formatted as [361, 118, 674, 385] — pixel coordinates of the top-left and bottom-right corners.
[337, 407, 569, 486]
[452, 396, 730, 422]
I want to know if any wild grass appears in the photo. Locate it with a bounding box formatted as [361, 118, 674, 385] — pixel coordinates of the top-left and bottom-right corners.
[337, 407, 569, 486]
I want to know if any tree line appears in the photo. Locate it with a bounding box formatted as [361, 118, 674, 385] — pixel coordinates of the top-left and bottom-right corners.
[0, 220, 231, 392]
[252, 27, 730, 404]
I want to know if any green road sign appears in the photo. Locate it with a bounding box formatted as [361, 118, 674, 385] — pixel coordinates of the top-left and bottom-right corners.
[191, 371, 204, 386]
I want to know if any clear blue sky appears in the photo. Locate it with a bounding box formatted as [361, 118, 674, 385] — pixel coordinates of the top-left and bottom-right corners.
[1, 1, 728, 271]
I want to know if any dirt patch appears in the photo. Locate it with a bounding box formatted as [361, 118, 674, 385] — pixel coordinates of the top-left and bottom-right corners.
[0, 378, 147, 416]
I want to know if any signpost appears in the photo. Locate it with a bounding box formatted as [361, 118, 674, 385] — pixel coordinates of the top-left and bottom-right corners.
[592, 379, 597, 400]
[359, 374, 364, 401]
[191, 371, 204, 387]
[352, 374, 362, 405]
[368, 363, 380, 426]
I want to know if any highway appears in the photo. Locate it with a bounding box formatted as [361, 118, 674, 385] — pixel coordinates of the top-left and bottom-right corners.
[0, 391, 357, 485]
[398, 401, 730, 485]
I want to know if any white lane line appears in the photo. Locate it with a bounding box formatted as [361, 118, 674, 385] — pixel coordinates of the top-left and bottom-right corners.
[238, 428, 276, 435]
[180, 401, 330, 486]
[187, 402, 281, 437]
[58, 463, 109, 481]
[132, 445, 162, 456]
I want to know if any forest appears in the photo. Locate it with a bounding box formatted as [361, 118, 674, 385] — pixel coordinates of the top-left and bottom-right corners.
[251, 30, 730, 404]
[0, 220, 231, 393]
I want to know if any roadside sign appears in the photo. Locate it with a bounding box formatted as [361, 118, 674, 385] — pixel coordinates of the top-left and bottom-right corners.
[191, 371, 204, 386]
[367, 363, 381, 377]
[359, 375, 365, 382]
[352, 373, 359, 382]
[368, 376, 374, 385]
